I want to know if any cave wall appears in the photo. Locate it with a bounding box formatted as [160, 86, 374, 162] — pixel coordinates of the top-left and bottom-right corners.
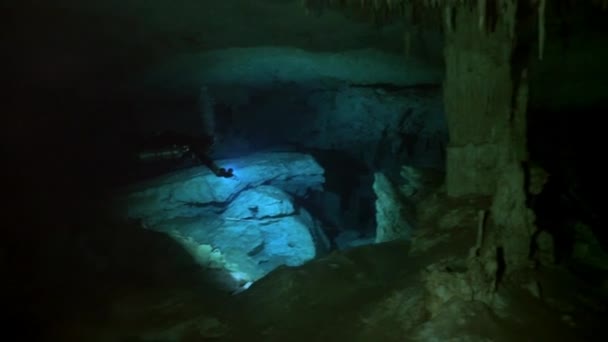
[210, 77, 447, 171]
[135, 48, 447, 171]
[125, 47, 448, 240]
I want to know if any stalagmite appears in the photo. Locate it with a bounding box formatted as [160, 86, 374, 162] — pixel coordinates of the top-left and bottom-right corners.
[538, 0, 546, 60]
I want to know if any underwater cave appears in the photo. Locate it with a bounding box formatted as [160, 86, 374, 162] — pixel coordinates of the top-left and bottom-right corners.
[5, 1, 608, 341]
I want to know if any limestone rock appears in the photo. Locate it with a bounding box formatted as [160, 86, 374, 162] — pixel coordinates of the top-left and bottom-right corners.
[446, 143, 500, 197]
[373, 172, 412, 243]
[413, 298, 505, 342]
[298, 207, 332, 254]
[528, 164, 550, 195]
[115, 152, 324, 226]
[399, 165, 423, 197]
[223, 186, 295, 219]
[572, 222, 608, 271]
[155, 187, 317, 282]
[423, 259, 474, 316]
[335, 230, 375, 250]
[113, 152, 324, 288]
[490, 163, 536, 270]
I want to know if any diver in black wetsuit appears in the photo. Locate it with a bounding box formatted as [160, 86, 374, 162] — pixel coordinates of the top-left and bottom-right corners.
[136, 131, 234, 178]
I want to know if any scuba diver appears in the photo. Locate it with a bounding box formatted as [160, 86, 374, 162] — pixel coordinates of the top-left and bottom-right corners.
[136, 130, 234, 178]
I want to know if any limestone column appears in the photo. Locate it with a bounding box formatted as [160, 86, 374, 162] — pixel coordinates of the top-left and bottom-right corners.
[442, 1, 535, 271]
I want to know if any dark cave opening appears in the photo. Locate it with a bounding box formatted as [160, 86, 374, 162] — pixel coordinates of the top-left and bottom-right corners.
[294, 147, 377, 249]
[528, 105, 607, 266]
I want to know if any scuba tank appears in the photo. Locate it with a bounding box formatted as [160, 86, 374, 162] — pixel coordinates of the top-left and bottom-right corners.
[134, 131, 234, 179]
[136, 144, 191, 162]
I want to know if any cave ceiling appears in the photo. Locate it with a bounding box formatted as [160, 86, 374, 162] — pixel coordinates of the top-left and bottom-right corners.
[7, 0, 608, 109]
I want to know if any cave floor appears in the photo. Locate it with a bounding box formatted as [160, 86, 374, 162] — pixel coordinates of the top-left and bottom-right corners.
[41, 196, 607, 342]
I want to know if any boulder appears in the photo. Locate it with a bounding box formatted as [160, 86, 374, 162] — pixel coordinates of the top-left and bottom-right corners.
[112, 152, 325, 286]
[572, 222, 608, 272]
[115, 152, 324, 226]
[159, 189, 317, 281]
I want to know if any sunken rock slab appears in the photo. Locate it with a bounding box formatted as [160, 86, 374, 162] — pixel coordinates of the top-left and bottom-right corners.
[115, 152, 324, 225]
[112, 152, 324, 285]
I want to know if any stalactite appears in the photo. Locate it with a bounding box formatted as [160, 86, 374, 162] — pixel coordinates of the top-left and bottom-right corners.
[500, 0, 518, 41]
[538, 0, 546, 60]
[444, 3, 453, 33]
[403, 0, 413, 22]
[374, 0, 382, 10]
[478, 0, 486, 31]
